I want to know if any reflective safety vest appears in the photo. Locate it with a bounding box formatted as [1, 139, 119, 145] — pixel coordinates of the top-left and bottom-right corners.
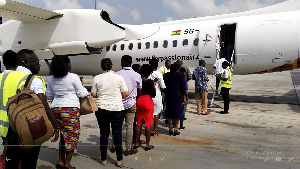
[0, 71, 46, 137]
[160, 66, 169, 75]
[220, 68, 232, 89]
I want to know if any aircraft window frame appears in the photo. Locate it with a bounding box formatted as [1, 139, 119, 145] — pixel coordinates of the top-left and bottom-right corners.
[183, 39, 188, 46]
[129, 43, 133, 50]
[193, 38, 199, 46]
[153, 41, 158, 48]
[113, 44, 117, 51]
[106, 46, 110, 52]
[121, 44, 125, 51]
[145, 42, 150, 49]
[138, 42, 142, 49]
[173, 40, 177, 47]
[163, 40, 168, 48]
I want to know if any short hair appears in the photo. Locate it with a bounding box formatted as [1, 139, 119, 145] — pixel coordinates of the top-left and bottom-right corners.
[170, 62, 180, 73]
[101, 58, 112, 71]
[140, 64, 153, 78]
[50, 55, 70, 78]
[199, 59, 206, 65]
[165, 60, 171, 64]
[132, 64, 140, 73]
[149, 58, 159, 69]
[142, 79, 156, 98]
[16, 49, 35, 64]
[222, 61, 230, 66]
[121, 55, 132, 67]
[3, 50, 17, 68]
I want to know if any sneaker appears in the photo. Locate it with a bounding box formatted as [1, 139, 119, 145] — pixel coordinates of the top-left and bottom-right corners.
[123, 149, 138, 156]
[116, 159, 125, 167]
[179, 126, 185, 130]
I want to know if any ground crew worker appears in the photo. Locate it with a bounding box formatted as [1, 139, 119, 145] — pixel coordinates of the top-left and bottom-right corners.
[0, 50, 17, 156]
[4, 49, 59, 169]
[216, 61, 231, 114]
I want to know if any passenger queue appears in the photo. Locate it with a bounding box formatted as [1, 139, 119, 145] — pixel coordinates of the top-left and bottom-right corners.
[0, 49, 232, 168]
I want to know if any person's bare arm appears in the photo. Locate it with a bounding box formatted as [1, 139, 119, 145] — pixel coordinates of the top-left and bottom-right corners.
[121, 91, 129, 99]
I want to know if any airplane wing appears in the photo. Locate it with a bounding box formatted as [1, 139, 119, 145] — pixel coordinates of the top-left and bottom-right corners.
[0, 0, 63, 23]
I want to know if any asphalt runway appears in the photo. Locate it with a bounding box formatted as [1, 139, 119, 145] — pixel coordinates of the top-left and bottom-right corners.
[1, 69, 300, 169]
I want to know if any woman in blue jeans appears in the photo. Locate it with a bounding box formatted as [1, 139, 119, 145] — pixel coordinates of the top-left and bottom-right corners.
[91, 58, 129, 167]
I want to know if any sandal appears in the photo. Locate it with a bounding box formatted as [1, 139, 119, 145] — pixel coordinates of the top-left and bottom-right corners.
[133, 144, 141, 149]
[56, 163, 64, 169]
[151, 130, 159, 136]
[144, 145, 154, 151]
[201, 112, 210, 115]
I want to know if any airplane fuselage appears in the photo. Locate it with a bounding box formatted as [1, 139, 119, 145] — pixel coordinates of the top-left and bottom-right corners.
[0, 0, 299, 75]
[55, 10, 300, 75]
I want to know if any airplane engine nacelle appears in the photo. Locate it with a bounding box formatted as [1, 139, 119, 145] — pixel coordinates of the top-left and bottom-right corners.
[25, 9, 126, 55]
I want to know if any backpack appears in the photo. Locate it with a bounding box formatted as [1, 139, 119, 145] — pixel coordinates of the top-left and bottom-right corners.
[6, 74, 54, 149]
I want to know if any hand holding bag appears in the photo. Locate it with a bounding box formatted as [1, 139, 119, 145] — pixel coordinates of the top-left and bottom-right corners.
[80, 95, 98, 115]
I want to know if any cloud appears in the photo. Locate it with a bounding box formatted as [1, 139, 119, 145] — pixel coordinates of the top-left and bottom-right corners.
[163, 0, 286, 18]
[44, 0, 82, 10]
[165, 17, 174, 22]
[97, 2, 118, 18]
[130, 9, 141, 22]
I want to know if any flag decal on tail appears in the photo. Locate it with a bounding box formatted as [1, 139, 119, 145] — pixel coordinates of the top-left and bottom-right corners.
[171, 30, 181, 36]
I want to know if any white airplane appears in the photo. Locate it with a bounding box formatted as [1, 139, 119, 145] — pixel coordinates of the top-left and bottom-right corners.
[0, 0, 299, 75]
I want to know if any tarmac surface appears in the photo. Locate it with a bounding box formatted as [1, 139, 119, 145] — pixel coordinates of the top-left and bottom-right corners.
[2, 69, 300, 169]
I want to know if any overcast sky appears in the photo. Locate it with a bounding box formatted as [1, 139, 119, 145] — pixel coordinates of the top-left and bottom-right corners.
[10, 0, 287, 24]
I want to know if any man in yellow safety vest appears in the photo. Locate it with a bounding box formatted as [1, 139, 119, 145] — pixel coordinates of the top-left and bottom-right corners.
[2, 49, 59, 169]
[216, 61, 232, 114]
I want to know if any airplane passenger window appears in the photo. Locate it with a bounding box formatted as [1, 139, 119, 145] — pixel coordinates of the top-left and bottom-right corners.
[194, 38, 199, 46]
[153, 41, 158, 48]
[121, 44, 125, 51]
[163, 40, 168, 48]
[145, 42, 150, 49]
[106, 46, 110, 52]
[138, 42, 142, 49]
[129, 43, 133, 50]
[113, 44, 117, 51]
[173, 40, 177, 47]
[183, 39, 188, 46]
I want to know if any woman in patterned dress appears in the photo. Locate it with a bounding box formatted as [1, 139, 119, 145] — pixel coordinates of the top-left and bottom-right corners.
[46, 55, 89, 169]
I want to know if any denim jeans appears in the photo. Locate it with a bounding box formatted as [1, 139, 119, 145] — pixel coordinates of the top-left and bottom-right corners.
[95, 109, 124, 161]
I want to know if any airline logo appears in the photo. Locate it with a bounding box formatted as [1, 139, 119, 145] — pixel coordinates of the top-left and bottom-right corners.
[171, 30, 181, 36]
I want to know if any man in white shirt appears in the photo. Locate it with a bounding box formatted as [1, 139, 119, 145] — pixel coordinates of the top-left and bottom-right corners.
[213, 56, 226, 94]
[5, 49, 59, 169]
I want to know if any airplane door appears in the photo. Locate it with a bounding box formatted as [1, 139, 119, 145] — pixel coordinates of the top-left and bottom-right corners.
[198, 24, 218, 65]
[218, 24, 237, 66]
[256, 21, 298, 67]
